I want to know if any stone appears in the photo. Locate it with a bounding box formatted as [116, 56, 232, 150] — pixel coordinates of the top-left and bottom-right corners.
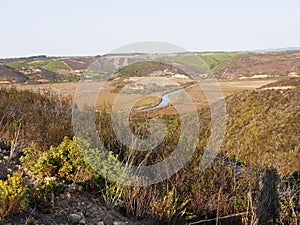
[113, 222, 128, 225]
[79, 219, 86, 224]
[0, 164, 7, 180]
[66, 192, 72, 199]
[69, 213, 84, 223]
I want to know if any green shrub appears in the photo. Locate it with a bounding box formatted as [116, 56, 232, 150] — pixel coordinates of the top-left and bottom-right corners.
[20, 137, 95, 183]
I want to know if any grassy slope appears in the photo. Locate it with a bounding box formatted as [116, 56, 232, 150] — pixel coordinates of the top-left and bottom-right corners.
[117, 61, 159, 77]
[7, 59, 70, 72]
[114, 52, 248, 79]
[198, 52, 248, 74]
[30, 60, 70, 71]
[6, 62, 28, 69]
[223, 79, 300, 175]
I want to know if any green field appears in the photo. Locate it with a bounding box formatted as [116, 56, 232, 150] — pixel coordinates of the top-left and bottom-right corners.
[198, 51, 248, 73]
[7, 59, 70, 72]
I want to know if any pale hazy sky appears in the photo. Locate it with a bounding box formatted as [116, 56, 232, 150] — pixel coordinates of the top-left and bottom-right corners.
[1, 0, 299, 58]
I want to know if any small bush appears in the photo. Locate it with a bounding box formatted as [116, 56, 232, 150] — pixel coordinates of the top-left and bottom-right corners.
[151, 187, 194, 224]
[0, 173, 27, 218]
[21, 135, 128, 208]
[121, 185, 158, 219]
[20, 137, 95, 183]
[30, 181, 63, 208]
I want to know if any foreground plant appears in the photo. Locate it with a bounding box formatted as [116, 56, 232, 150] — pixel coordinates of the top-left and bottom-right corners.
[20, 137, 95, 183]
[0, 173, 27, 219]
[151, 187, 195, 224]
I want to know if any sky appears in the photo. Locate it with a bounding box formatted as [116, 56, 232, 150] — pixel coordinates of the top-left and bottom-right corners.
[0, 0, 299, 58]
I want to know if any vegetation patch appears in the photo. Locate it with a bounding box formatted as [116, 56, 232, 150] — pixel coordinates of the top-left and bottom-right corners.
[30, 60, 70, 72]
[198, 52, 247, 74]
[0, 173, 27, 219]
[7, 60, 70, 72]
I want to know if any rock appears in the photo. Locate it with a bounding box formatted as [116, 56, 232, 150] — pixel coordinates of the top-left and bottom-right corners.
[96, 222, 105, 225]
[68, 183, 83, 191]
[66, 192, 72, 199]
[0, 163, 8, 180]
[69, 213, 84, 224]
[0, 141, 10, 151]
[79, 219, 86, 224]
[113, 222, 128, 225]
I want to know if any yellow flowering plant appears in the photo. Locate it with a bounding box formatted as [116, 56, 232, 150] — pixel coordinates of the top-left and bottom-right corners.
[0, 173, 27, 218]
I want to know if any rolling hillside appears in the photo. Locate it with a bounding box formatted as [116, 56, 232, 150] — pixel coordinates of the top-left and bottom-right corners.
[215, 51, 300, 79]
[223, 77, 300, 175]
[0, 56, 96, 84]
[0, 51, 300, 83]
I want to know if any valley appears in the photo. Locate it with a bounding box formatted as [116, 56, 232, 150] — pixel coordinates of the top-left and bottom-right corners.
[0, 51, 299, 225]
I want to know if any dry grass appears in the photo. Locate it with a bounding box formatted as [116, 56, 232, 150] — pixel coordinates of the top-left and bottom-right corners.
[0, 82, 78, 98]
[0, 79, 277, 115]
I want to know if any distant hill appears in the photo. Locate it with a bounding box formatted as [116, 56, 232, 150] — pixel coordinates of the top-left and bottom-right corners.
[0, 65, 27, 83]
[215, 51, 300, 79]
[0, 56, 97, 84]
[252, 47, 300, 52]
[112, 51, 300, 80]
[1, 50, 300, 83]
[116, 61, 187, 77]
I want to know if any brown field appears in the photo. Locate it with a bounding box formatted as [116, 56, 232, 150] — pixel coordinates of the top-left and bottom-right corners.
[0, 79, 277, 114]
[0, 82, 78, 97]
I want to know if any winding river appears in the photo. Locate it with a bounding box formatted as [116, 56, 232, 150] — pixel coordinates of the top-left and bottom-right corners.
[140, 84, 197, 111]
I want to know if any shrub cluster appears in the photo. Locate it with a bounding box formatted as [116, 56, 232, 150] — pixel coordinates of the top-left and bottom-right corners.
[20, 137, 94, 183]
